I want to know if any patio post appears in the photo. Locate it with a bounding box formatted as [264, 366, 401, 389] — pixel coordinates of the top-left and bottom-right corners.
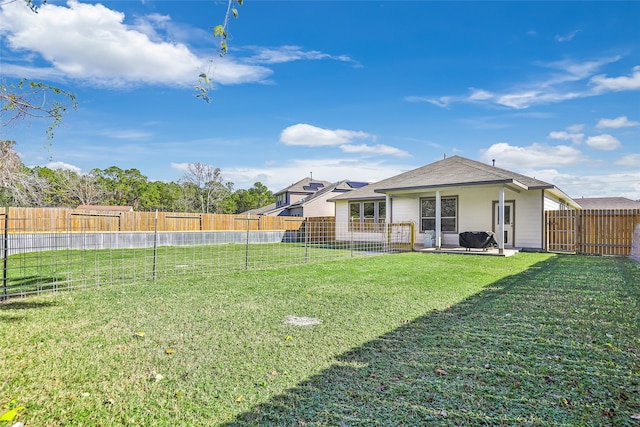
[498, 186, 505, 254]
[385, 193, 391, 224]
[435, 191, 441, 250]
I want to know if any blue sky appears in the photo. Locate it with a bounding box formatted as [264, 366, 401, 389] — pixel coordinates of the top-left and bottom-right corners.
[1, 0, 639, 200]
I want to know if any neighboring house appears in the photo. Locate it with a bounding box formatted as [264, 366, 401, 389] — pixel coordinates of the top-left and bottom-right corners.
[287, 180, 369, 217]
[576, 197, 640, 209]
[253, 177, 368, 217]
[328, 155, 580, 253]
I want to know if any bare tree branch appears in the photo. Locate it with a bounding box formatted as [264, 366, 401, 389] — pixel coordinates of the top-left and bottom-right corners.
[1, 79, 78, 139]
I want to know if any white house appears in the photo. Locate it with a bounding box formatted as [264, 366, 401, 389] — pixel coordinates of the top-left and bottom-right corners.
[328, 155, 580, 253]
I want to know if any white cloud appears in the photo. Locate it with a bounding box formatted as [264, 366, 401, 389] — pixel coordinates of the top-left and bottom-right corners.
[97, 129, 153, 140]
[585, 134, 621, 151]
[280, 123, 372, 147]
[555, 30, 580, 42]
[480, 142, 587, 169]
[590, 66, 640, 92]
[549, 130, 584, 145]
[468, 88, 494, 101]
[539, 170, 640, 200]
[279, 124, 407, 157]
[247, 45, 354, 65]
[596, 116, 640, 129]
[45, 161, 82, 173]
[495, 90, 582, 109]
[407, 57, 639, 110]
[0, 0, 271, 86]
[223, 158, 412, 193]
[170, 162, 190, 172]
[405, 95, 454, 108]
[615, 154, 640, 167]
[339, 144, 410, 157]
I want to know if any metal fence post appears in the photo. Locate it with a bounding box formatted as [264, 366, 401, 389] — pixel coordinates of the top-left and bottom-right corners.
[2, 210, 8, 301]
[350, 219, 354, 258]
[153, 210, 158, 281]
[304, 219, 309, 263]
[245, 212, 250, 270]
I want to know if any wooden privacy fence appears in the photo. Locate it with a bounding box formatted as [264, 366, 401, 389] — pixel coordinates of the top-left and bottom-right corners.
[0, 207, 308, 233]
[545, 209, 640, 256]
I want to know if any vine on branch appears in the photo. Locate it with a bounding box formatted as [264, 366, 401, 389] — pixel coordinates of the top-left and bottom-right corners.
[195, 0, 243, 103]
[1, 79, 78, 139]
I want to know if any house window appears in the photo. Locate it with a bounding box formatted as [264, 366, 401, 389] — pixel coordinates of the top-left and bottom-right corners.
[276, 193, 286, 208]
[349, 201, 386, 231]
[420, 197, 457, 233]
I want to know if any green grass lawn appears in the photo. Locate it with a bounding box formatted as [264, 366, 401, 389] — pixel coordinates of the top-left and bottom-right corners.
[1, 252, 638, 426]
[2, 242, 380, 297]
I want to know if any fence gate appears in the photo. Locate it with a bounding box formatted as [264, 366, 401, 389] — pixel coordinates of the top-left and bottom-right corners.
[545, 210, 578, 252]
[545, 209, 640, 255]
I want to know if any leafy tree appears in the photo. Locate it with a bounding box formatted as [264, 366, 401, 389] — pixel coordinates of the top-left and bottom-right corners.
[139, 181, 184, 212]
[233, 182, 274, 213]
[92, 166, 149, 209]
[29, 166, 69, 206]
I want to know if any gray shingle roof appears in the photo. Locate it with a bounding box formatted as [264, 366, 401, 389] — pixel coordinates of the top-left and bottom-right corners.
[329, 156, 562, 201]
[576, 197, 640, 209]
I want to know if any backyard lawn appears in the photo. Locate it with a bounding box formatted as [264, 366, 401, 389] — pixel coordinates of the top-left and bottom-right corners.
[1, 252, 638, 426]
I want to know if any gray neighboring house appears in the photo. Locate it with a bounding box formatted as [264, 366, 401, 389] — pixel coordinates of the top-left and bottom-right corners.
[248, 177, 368, 217]
[576, 197, 640, 209]
[329, 155, 580, 253]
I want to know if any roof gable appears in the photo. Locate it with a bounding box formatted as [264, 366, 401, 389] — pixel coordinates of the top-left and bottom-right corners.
[374, 156, 554, 192]
[329, 155, 569, 202]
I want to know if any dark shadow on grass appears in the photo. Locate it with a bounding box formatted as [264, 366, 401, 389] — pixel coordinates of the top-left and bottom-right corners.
[1, 275, 70, 300]
[0, 300, 59, 310]
[224, 255, 640, 426]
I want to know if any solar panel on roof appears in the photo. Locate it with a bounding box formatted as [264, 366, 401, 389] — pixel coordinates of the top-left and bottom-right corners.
[347, 181, 369, 188]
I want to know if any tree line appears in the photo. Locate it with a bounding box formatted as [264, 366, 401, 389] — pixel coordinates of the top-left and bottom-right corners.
[0, 140, 274, 213]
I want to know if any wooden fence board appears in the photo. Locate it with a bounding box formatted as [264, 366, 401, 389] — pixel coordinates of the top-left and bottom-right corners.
[0, 207, 307, 233]
[545, 209, 640, 256]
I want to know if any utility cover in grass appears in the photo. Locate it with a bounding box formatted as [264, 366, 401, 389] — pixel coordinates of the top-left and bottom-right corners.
[285, 315, 322, 326]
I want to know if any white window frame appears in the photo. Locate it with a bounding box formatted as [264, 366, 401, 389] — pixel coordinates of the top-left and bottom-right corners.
[349, 200, 386, 231]
[420, 196, 458, 233]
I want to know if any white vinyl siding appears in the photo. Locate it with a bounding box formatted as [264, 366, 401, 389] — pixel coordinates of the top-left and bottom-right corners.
[335, 186, 558, 249]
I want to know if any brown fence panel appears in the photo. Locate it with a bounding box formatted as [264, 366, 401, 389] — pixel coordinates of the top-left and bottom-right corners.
[546, 209, 640, 256]
[545, 210, 578, 252]
[1, 208, 313, 233]
[578, 209, 640, 256]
